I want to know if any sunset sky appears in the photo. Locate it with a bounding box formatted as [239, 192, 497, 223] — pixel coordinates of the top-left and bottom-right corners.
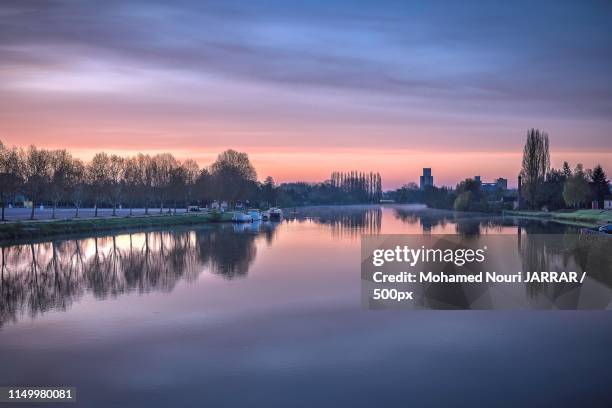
[1, 0, 611, 188]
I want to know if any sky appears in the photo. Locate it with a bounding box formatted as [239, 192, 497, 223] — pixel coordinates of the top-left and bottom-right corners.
[1, 0, 611, 188]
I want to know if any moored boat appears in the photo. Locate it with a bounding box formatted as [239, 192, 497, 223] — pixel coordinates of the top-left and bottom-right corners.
[232, 212, 253, 223]
[249, 209, 263, 221]
[269, 207, 283, 220]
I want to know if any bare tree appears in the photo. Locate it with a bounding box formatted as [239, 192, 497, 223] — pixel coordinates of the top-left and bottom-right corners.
[134, 154, 154, 215]
[195, 168, 213, 205]
[123, 157, 141, 216]
[168, 165, 188, 214]
[48, 149, 73, 219]
[87, 153, 110, 217]
[151, 153, 177, 213]
[108, 155, 125, 216]
[67, 158, 86, 218]
[210, 149, 257, 205]
[22, 146, 52, 220]
[0, 141, 23, 221]
[520, 129, 550, 209]
[182, 159, 199, 206]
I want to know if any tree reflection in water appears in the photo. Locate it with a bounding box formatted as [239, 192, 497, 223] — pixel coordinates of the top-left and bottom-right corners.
[0, 223, 276, 328]
[392, 207, 612, 308]
[287, 206, 382, 238]
[393, 207, 576, 236]
[519, 233, 612, 307]
[393, 207, 450, 232]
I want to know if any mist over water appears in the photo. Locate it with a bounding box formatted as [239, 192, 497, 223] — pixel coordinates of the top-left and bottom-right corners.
[0, 205, 610, 407]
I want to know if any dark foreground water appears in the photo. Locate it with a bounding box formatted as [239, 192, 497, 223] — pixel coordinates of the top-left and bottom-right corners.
[1, 205, 611, 407]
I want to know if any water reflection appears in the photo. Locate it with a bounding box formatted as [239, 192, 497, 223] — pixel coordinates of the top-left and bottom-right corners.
[1, 206, 611, 408]
[288, 206, 382, 237]
[392, 206, 499, 234]
[393, 207, 451, 232]
[0, 206, 603, 327]
[519, 233, 612, 305]
[0, 223, 278, 327]
[393, 206, 575, 236]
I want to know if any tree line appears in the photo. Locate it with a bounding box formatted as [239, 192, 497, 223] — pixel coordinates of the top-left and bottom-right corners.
[519, 129, 609, 210]
[389, 129, 610, 212]
[0, 140, 386, 221]
[0, 140, 263, 221]
[277, 171, 383, 207]
[330, 171, 382, 202]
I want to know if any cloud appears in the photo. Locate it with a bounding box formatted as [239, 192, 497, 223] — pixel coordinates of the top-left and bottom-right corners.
[1, 0, 611, 158]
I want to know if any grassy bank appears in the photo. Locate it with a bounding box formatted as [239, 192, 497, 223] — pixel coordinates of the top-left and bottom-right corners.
[0, 212, 234, 241]
[504, 209, 612, 227]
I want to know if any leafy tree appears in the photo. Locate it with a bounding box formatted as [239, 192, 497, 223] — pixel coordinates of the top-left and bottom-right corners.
[563, 164, 591, 208]
[262, 176, 277, 206]
[520, 129, 550, 209]
[540, 168, 566, 210]
[562, 161, 572, 178]
[454, 178, 486, 211]
[456, 178, 482, 197]
[454, 191, 473, 211]
[590, 164, 609, 209]
[393, 182, 420, 203]
[423, 185, 455, 210]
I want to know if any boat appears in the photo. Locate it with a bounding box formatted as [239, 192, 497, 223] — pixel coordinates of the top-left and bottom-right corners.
[269, 207, 283, 221]
[248, 209, 262, 221]
[262, 210, 270, 221]
[232, 212, 252, 223]
[598, 224, 612, 234]
[581, 224, 612, 235]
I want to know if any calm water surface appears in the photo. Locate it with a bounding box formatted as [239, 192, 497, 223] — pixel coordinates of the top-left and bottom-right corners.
[0, 205, 611, 407]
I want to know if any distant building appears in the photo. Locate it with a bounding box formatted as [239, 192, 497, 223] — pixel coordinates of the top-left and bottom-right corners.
[475, 176, 508, 193]
[420, 168, 433, 190]
[496, 178, 508, 190]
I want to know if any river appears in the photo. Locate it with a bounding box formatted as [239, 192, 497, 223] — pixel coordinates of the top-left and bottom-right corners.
[0, 205, 610, 407]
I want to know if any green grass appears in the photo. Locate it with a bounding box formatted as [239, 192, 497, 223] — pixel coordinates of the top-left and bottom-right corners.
[0, 212, 234, 241]
[505, 209, 612, 227]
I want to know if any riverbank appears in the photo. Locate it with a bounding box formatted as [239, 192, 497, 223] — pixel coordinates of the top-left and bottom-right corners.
[0, 212, 234, 241]
[504, 209, 612, 228]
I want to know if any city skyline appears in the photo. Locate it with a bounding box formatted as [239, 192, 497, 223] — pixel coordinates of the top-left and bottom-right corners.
[1, 0, 611, 188]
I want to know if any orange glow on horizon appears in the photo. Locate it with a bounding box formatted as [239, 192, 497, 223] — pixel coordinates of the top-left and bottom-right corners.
[3, 141, 609, 189]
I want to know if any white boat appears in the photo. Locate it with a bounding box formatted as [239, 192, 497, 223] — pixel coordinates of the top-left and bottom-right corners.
[232, 212, 252, 223]
[248, 209, 262, 221]
[269, 207, 283, 220]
